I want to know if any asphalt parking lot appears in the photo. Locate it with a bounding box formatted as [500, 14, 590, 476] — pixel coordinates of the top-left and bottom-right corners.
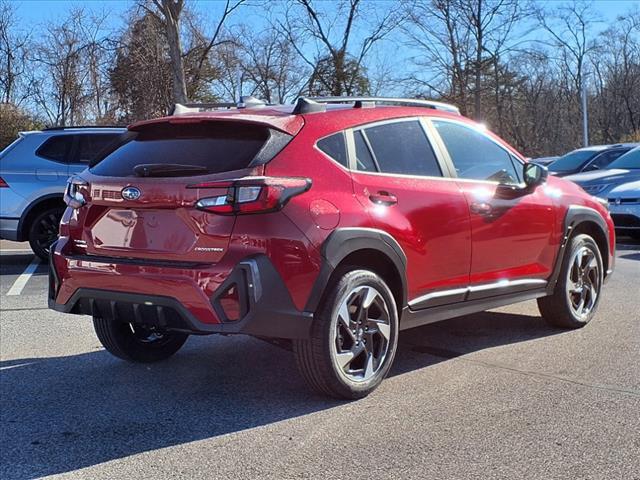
[1, 239, 639, 480]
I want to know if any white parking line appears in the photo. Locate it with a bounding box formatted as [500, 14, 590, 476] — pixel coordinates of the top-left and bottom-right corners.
[0, 249, 34, 255]
[6, 257, 41, 296]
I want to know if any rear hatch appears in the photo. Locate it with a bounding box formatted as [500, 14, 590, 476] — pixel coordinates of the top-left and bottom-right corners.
[69, 119, 295, 263]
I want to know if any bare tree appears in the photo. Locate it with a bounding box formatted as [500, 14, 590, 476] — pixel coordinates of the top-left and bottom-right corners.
[536, 0, 599, 98]
[402, 0, 473, 113]
[239, 28, 307, 103]
[140, 0, 245, 104]
[590, 9, 640, 142]
[30, 8, 101, 125]
[0, 0, 32, 105]
[279, 0, 402, 96]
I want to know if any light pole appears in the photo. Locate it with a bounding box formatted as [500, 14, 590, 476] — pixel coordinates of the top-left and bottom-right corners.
[581, 72, 589, 147]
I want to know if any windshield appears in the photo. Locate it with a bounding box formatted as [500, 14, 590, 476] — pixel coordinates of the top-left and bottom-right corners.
[607, 147, 640, 169]
[549, 149, 600, 171]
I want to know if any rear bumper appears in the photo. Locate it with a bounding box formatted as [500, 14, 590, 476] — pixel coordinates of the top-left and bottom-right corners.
[0, 217, 20, 241]
[48, 240, 313, 339]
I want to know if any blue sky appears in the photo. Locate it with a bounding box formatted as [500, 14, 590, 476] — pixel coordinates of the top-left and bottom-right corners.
[9, 0, 640, 99]
[14, 0, 639, 31]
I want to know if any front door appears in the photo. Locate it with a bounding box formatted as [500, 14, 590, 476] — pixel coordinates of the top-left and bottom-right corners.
[348, 118, 472, 308]
[431, 119, 557, 298]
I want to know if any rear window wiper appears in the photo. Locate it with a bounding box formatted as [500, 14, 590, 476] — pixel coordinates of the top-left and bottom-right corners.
[133, 163, 210, 177]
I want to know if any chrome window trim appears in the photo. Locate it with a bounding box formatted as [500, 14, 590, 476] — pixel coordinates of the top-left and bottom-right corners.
[344, 116, 449, 179]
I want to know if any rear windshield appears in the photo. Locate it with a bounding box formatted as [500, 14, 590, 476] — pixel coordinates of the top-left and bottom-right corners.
[549, 149, 600, 172]
[91, 122, 271, 177]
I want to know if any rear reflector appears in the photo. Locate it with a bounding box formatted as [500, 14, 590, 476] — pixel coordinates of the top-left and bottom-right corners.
[0, 176, 8, 188]
[190, 176, 311, 215]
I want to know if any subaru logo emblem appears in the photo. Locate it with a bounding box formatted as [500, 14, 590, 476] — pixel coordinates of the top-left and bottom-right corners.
[122, 186, 141, 201]
[615, 198, 621, 205]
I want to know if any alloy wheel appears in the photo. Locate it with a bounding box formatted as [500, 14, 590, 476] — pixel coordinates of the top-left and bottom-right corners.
[33, 211, 62, 256]
[332, 285, 392, 382]
[566, 245, 600, 319]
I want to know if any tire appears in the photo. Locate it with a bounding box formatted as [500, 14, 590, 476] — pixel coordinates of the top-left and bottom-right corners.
[538, 234, 604, 329]
[28, 206, 65, 261]
[93, 317, 189, 363]
[293, 268, 399, 399]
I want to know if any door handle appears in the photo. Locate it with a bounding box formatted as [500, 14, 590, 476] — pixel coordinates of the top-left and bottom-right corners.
[470, 201, 493, 215]
[369, 191, 398, 206]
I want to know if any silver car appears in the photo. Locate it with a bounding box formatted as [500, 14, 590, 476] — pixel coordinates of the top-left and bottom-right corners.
[607, 180, 640, 240]
[0, 127, 125, 259]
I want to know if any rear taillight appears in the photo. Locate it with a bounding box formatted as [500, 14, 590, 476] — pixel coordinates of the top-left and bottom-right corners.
[0, 176, 8, 188]
[189, 176, 311, 215]
[64, 176, 89, 209]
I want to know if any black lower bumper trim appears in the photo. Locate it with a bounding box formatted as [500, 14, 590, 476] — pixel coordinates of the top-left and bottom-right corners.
[48, 255, 313, 339]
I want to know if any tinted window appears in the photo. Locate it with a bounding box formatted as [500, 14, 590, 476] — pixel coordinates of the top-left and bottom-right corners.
[317, 132, 348, 167]
[91, 123, 270, 177]
[549, 149, 599, 172]
[364, 121, 442, 177]
[36, 135, 73, 162]
[587, 149, 627, 170]
[608, 147, 640, 169]
[76, 134, 120, 164]
[354, 131, 377, 172]
[433, 121, 519, 184]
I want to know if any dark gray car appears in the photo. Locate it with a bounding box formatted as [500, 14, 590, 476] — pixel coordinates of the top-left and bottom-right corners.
[564, 146, 640, 198]
[548, 143, 637, 177]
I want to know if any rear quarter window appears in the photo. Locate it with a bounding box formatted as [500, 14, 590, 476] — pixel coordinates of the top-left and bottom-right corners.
[36, 135, 74, 162]
[91, 122, 276, 177]
[75, 134, 121, 164]
[317, 132, 348, 167]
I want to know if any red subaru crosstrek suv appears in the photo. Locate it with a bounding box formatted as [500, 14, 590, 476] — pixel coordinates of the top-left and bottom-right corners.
[49, 97, 615, 399]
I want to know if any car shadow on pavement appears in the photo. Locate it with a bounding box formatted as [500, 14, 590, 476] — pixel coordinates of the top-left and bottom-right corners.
[0, 310, 562, 479]
[0, 253, 47, 276]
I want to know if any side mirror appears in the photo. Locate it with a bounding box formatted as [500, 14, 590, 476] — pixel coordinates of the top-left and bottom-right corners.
[523, 162, 548, 188]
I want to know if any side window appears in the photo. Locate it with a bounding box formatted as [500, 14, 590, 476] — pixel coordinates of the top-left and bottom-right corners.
[317, 132, 348, 168]
[363, 121, 442, 177]
[354, 130, 377, 172]
[75, 134, 120, 164]
[433, 120, 520, 185]
[588, 150, 625, 170]
[36, 135, 73, 162]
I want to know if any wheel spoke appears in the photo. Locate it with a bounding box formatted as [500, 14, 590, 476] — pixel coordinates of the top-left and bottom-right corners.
[363, 352, 374, 380]
[567, 277, 581, 294]
[338, 303, 353, 330]
[362, 287, 378, 309]
[335, 350, 356, 370]
[368, 318, 390, 340]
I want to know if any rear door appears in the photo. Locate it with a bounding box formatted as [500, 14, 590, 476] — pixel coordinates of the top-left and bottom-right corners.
[72, 121, 278, 264]
[430, 118, 556, 296]
[348, 118, 472, 308]
[34, 134, 74, 182]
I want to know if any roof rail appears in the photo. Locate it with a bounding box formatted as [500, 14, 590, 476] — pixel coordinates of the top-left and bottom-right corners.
[171, 96, 267, 116]
[43, 125, 125, 131]
[306, 96, 460, 114]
